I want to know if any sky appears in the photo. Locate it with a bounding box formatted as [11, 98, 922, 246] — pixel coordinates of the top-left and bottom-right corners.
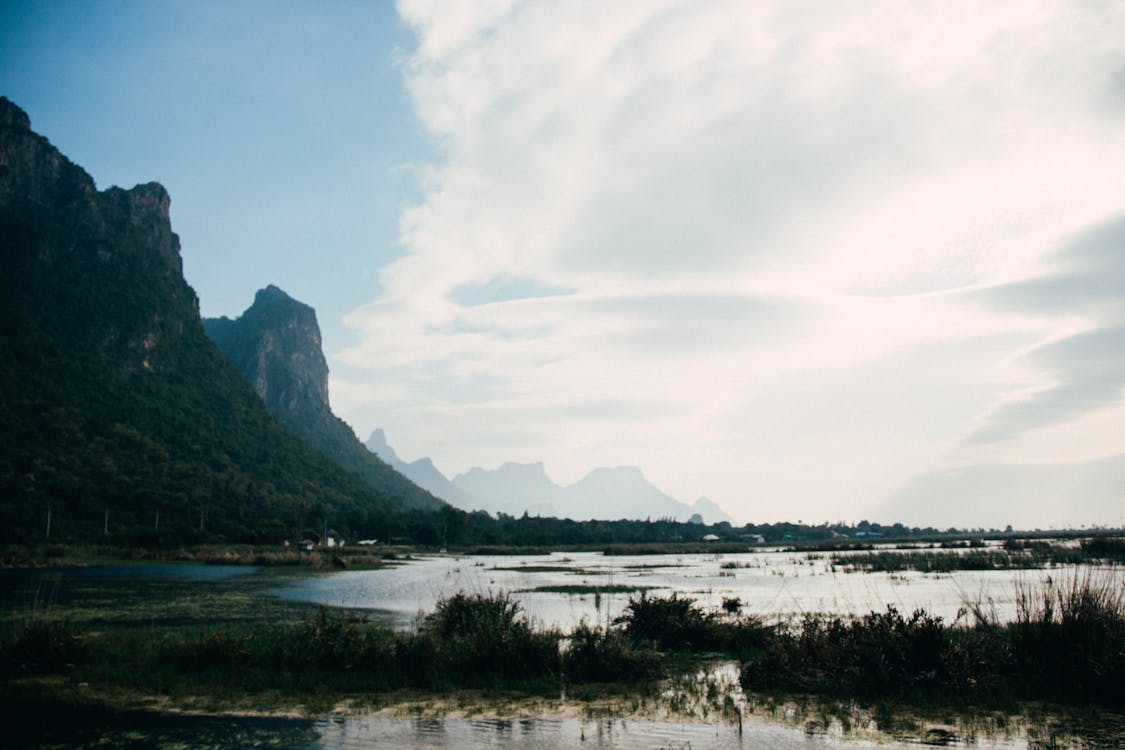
[3, 0, 1123, 529]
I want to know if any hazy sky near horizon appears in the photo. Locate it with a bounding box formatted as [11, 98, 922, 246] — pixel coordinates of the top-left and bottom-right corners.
[3, 1, 1123, 528]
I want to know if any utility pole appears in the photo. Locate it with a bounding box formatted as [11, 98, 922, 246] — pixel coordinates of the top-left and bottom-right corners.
[154, 509, 159, 531]
[45, 501, 51, 539]
[104, 508, 109, 536]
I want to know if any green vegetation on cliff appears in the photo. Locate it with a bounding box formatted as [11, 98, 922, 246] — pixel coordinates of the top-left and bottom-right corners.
[0, 97, 437, 545]
[203, 285, 443, 512]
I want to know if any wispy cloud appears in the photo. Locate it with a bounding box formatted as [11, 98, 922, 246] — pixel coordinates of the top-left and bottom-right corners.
[966, 216, 1125, 444]
[336, 0, 1125, 524]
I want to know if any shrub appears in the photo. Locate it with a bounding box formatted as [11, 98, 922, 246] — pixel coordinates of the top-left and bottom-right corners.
[615, 593, 718, 650]
[419, 592, 559, 686]
[563, 621, 662, 683]
[740, 606, 951, 699]
[740, 575, 1125, 706]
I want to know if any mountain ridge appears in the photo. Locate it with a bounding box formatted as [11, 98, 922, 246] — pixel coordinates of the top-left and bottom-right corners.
[366, 429, 735, 523]
[0, 96, 432, 543]
[204, 288, 443, 512]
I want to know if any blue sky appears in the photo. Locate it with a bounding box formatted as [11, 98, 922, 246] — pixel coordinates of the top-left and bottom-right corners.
[1, 0, 429, 348]
[4, 1, 1124, 528]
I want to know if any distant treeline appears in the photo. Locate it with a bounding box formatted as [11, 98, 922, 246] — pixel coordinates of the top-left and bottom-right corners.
[7, 494, 1099, 551]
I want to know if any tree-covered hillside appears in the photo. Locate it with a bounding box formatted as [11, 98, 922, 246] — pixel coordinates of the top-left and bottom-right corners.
[0, 97, 434, 544]
[204, 286, 443, 513]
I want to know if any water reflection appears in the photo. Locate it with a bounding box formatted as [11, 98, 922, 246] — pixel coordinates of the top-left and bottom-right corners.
[273, 548, 1118, 630]
[12, 665, 1121, 748]
[305, 661, 1120, 749]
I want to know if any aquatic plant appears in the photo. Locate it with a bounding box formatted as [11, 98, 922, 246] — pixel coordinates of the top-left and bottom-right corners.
[0, 617, 84, 675]
[615, 593, 768, 656]
[418, 592, 560, 687]
[739, 574, 1125, 706]
[562, 621, 662, 683]
[829, 546, 1088, 573]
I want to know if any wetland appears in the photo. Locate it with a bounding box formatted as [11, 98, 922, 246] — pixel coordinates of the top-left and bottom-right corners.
[2, 540, 1123, 748]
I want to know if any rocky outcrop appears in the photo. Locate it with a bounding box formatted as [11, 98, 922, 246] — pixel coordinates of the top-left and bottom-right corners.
[0, 97, 193, 375]
[0, 97, 438, 543]
[205, 285, 329, 417]
[206, 289, 445, 512]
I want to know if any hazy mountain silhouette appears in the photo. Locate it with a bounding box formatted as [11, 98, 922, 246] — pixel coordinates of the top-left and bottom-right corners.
[366, 429, 734, 523]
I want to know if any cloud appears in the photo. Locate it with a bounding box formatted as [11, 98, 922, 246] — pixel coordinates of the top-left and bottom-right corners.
[878, 453, 1125, 530]
[334, 1, 1125, 524]
[966, 216, 1125, 444]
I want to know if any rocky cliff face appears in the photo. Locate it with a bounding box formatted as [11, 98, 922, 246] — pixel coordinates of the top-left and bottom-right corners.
[205, 289, 444, 512]
[0, 96, 193, 375]
[205, 285, 330, 418]
[0, 97, 438, 543]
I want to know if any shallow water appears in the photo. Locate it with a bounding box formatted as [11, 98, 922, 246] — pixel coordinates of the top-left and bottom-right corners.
[16, 694, 1114, 749]
[310, 715, 990, 749]
[4, 554, 1122, 749]
[274, 547, 1113, 629]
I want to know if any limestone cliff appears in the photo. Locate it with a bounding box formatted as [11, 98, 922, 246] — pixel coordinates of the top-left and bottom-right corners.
[205, 288, 444, 512]
[0, 96, 437, 543]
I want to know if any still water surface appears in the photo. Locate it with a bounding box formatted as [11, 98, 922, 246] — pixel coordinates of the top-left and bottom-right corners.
[274, 547, 1096, 628]
[7, 551, 1121, 748]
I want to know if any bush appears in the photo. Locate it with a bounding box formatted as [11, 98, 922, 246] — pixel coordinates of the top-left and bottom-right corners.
[563, 621, 662, 683]
[740, 575, 1125, 706]
[615, 593, 717, 650]
[419, 592, 559, 686]
[740, 606, 951, 699]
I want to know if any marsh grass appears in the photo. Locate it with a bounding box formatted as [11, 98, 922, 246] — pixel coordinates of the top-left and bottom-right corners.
[1079, 536, 1125, 562]
[830, 546, 1089, 573]
[65, 595, 561, 698]
[0, 580, 85, 675]
[0, 543, 408, 570]
[518, 584, 653, 595]
[602, 543, 751, 555]
[738, 573, 1125, 706]
[614, 592, 770, 657]
[561, 622, 663, 683]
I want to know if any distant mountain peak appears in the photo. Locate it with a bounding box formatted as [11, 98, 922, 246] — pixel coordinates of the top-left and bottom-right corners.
[255, 283, 293, 304]
[581, 465, 646, 482]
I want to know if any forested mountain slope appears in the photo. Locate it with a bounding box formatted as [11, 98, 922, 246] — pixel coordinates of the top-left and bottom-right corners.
[0, 97, 434, 544]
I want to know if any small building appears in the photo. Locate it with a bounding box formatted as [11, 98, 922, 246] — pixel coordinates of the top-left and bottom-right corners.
[702, 534, 721, 542]
[298, 539, 316, 553]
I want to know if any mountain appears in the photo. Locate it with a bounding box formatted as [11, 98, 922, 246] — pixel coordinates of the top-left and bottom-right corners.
[364, 429, 476, 509]
[563, 466, 692, 521]
[0, 97, 432, 544]
[453, 462, 563, 517]
[204, 289, 441, 512]
[690, 497, 735, 525]
[365, 429, 734, 522]
[454, 463, 733, 522]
